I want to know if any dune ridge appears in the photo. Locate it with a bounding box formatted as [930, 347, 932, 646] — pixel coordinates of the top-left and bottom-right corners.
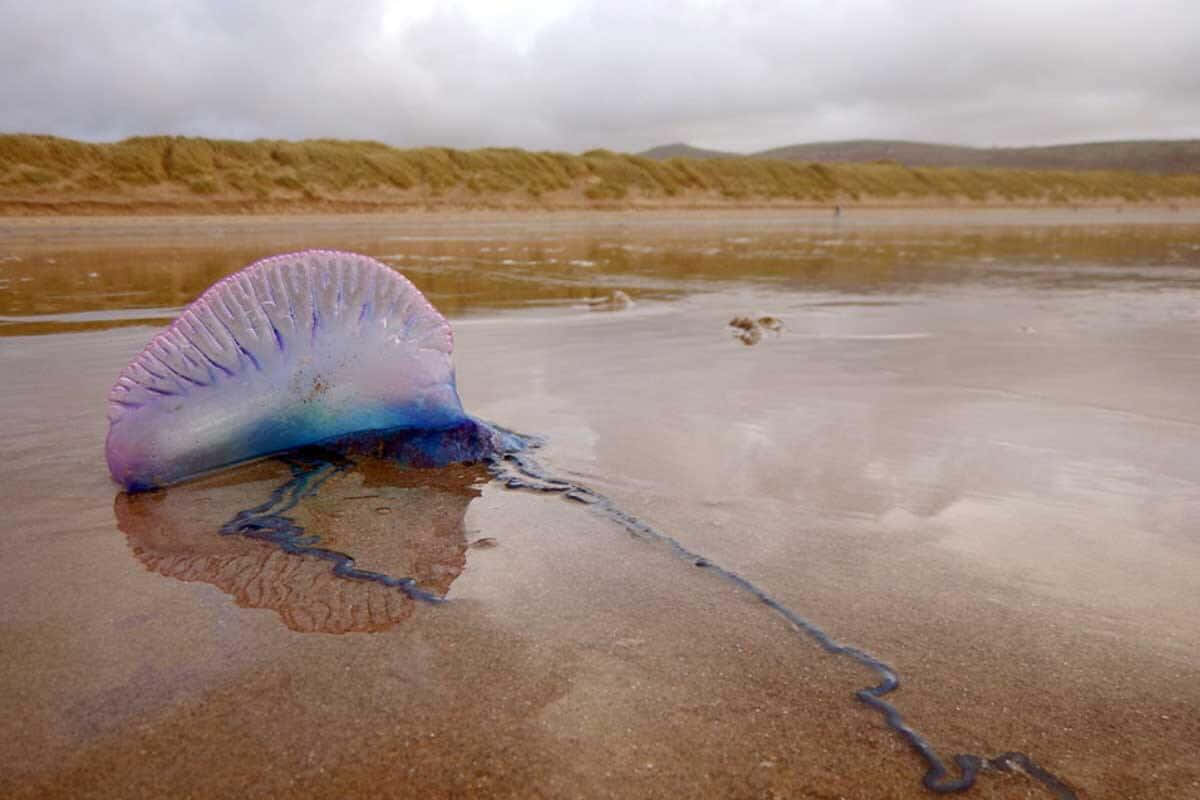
[2, 133, 1199, 215]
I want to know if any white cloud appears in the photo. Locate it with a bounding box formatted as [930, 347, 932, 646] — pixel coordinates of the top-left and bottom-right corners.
[0, 0, 1197, 152]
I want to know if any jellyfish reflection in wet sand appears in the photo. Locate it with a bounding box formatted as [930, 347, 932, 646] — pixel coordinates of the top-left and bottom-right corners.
[106, 250, 1078, 798]
[118, 457, 487, 634]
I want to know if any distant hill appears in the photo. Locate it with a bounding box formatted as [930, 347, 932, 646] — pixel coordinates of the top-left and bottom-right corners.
[637, 142, 738, 160]
[756, 139, 1200, 174]
[641, 139, 1200, 174]
[756, 140, 980, 167]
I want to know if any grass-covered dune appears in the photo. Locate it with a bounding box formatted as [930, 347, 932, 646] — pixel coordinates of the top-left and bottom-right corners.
[2, 133, 1199, 215]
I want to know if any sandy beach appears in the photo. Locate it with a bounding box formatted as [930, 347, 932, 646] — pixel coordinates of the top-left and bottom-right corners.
[2, 211, 1199, 798]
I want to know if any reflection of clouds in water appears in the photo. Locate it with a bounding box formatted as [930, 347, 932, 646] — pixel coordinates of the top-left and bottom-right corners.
[116, 458, 484, 634]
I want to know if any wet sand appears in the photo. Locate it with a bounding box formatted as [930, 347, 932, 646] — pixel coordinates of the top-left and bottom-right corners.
[2, 212, 1199, 798]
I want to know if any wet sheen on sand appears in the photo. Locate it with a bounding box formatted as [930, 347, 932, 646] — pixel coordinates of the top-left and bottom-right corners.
[2, 210, 1199, 799]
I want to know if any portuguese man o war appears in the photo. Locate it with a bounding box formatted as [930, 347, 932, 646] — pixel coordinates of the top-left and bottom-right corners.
[105, 250, 526, 490]
[105, 250, 1077, 798]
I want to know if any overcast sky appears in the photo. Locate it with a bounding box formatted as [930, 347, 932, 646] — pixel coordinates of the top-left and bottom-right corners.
[2, 0, 1197, 153]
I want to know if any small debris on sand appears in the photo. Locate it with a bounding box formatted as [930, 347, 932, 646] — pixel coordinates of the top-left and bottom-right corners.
[729, 314, 783, 345]
[469, 537, 499, 549]
[582, 290, 634, 311]
[729, 316, 757, 331]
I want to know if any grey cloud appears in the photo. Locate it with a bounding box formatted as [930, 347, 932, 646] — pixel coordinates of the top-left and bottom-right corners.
[1, 0, 1197, 153]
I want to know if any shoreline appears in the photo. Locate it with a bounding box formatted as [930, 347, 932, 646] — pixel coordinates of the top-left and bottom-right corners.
[3, 195, 1199, 218]
[5, 204, 1200, 223]
[3, 206, 1199, 250]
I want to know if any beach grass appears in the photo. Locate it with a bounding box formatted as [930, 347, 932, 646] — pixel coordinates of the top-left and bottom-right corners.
[2, 133, 1198, 213]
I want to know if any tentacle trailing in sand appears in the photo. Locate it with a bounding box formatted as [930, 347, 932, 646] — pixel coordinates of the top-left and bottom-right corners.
[485, 452, 1080, 800]
[215, 450, 446, 605]
[108, 249, 1077, 797]
[206, 447, 1078, 797]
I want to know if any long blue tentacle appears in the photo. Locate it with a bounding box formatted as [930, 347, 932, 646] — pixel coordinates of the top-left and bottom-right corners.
[485, 450, 1079, 800]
